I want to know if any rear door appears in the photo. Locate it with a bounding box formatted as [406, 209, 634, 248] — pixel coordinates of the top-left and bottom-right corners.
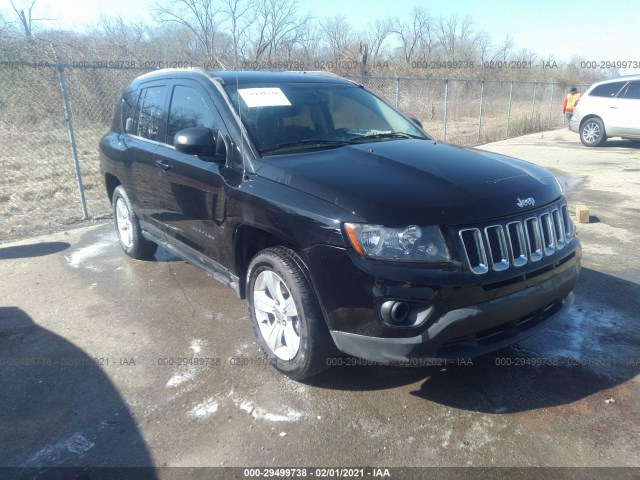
[121, 81, 169, 229]
[152, 79, 229, 263]
[611, 80, 640, 138]
[587, 80, 629, 136]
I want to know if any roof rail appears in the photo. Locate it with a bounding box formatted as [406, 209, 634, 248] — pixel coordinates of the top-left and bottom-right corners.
[288, 70, 359, 86]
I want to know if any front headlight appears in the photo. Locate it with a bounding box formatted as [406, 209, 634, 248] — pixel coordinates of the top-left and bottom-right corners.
[344, 223, 451, 262]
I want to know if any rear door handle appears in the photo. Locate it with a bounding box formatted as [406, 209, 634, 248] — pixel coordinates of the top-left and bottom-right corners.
[609, 105, 618, 109]
[155, 159, 173, 171]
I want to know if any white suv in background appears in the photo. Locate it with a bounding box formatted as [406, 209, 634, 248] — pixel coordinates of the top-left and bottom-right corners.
[569, 74, 640, 147]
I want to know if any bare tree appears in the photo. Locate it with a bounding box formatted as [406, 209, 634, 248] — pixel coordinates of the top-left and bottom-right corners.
[493, 34, 514, 62]
[9, 0, 51, 39]
[96, 14, 151, 60]
[363, 18, 393, 61]
[319, 15, 354, 63]
[249, 0, 309, 61]
[436, 14, 475, 59]
[514, 47, 538, 65]
[221, 0, 254, 67]
[392, 7, 433, 63]
[288, 21, 320, 63]
[0, 12, 12, 38]
[153, 0, 226, 67]
[474, 30, 492, 63]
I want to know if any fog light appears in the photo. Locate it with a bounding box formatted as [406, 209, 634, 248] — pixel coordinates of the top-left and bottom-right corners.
[380, 300, 410, 324]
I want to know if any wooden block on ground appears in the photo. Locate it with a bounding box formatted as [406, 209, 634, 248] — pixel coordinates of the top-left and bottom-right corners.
[575, 204, 590, 224]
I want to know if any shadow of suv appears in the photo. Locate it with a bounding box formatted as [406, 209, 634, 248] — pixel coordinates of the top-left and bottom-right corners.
[100, 68, 581, 380]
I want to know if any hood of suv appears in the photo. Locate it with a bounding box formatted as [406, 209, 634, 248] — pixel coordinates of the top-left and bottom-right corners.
[253, 139, 562, 226]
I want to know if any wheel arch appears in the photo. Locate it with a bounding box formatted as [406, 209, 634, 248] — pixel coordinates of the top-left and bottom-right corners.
[233, 224, 301, 299]
[104, 173, 121, 203]
[579, 114, 605, 132]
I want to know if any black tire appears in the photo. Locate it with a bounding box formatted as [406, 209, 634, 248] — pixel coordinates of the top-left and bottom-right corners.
[246, 247, 336, 380]
[580, 117, 607, 147]
[112, 185, 158, 259]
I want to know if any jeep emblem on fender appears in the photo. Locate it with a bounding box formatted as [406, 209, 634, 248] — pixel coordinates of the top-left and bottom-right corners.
[517, 197, 536, 208]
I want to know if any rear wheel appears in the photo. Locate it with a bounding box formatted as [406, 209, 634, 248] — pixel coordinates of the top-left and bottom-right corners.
[112, 185, 157, 259]
[580, 118, 607, 147]
[246, 247, 335, 380]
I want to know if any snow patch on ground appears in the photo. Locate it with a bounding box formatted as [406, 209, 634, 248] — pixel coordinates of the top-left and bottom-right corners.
[189, 398, 219, 418]
[21, 433, 94, 467]
[166, 338, 207, 388]
[166, 370, 196, 388]
[232, 396, 304, 422]
[523, 297, 627, 359]
[190, 338, 205, 354]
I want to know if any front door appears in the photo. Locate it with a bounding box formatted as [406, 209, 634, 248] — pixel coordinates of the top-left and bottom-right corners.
[153, 80, 229, 263]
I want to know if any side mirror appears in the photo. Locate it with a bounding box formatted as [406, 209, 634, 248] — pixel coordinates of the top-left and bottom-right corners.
[174, 127, 217, 156]
[410, 117, 424, 129]
[125, 117, 134, 134]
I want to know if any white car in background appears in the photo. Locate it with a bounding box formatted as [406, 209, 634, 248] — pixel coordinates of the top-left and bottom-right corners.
[569, 74, 640, 147]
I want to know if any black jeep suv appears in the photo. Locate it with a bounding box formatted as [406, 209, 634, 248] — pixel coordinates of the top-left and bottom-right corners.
[100, 69, 581, 380]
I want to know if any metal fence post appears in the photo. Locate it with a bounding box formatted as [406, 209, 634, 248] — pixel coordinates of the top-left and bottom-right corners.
[506, 81, 513, 138]
[443, 79, 449, 142]
[548, 83, 555, 129]
[56, 65, 88, 219]
[531, 80, 538, 127]
[395, 76, 400, 108]
[477, 80, 485, 144]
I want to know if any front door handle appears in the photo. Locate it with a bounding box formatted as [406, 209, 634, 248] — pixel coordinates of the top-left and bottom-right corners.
[155, 159, 173, 171]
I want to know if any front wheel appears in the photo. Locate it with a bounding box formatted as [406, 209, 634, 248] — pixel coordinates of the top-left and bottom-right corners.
[580, 118, 607, 147]
[112, 185, 158, 259]
[246, 247, 335, 380]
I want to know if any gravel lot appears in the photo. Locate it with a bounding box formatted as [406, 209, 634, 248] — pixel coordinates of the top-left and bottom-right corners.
[1, 128, 638, 479]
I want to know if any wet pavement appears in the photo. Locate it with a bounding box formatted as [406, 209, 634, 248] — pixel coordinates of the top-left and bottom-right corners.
[1, 129, 639, 476]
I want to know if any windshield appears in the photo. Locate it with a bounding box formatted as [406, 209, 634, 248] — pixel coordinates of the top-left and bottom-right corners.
[223, 82, 428, 155]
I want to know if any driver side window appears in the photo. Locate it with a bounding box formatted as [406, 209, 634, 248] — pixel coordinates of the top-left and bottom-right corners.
[621, 81, 640, 100]
[166, 86, 217, 145]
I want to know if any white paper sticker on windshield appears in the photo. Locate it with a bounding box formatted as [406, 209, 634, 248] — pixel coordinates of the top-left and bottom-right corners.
[238, 87, 291, 108]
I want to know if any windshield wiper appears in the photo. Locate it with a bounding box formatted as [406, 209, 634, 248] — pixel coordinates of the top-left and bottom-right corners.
[259, 139, 350, 154]
[349, 132, 423, 142]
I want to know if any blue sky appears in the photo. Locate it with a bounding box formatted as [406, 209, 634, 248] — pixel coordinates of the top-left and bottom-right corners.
[3, 0, 639, 72]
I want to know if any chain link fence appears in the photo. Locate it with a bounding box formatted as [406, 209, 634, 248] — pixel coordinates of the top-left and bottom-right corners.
[350, 75, 586, 145]
[0, 63, 587, 241]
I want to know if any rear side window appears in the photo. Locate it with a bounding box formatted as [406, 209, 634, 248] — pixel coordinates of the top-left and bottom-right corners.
[166, 85, 216, 143]
[121, 88, 139, 134]
[589, 81, 626, 98]
[620, 81, 640, 100]
[136, 85, 167, 141]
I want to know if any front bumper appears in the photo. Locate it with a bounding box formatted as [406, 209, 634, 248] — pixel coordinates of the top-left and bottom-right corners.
[304, 241, 581, 363]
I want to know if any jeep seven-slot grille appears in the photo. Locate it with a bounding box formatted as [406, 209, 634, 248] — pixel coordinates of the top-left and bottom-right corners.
[458, 204, 574, 275]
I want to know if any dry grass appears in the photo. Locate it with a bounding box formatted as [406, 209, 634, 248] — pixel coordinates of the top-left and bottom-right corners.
[0, 126, 111, 241]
